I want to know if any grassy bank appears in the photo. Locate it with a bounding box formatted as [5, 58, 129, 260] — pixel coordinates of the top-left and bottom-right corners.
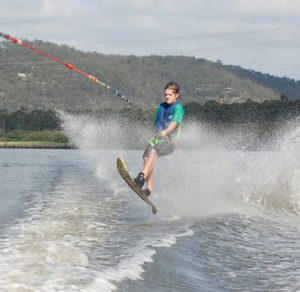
[0, 130, 74, 149]
[0, 141, 72, 149]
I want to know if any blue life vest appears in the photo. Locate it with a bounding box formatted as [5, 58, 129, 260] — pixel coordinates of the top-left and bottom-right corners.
[155, 102, 178, 132]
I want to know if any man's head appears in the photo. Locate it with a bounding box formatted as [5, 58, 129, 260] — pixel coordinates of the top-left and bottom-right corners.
[164, 82, 179, 105]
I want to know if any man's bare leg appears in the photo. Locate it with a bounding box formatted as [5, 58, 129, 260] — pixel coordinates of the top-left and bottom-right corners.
[143, 149, 157, 178]
[143, 157, 154, 192]
[143, 149, 158, 192]
[134, 149, 158, 191]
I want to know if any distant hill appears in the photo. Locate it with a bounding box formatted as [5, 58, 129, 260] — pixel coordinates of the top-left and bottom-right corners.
[224, 64, 300, 100]
[1, 39, 297, 112]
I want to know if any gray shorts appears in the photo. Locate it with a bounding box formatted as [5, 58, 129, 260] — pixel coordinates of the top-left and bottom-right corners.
[143, 140, 175, 158]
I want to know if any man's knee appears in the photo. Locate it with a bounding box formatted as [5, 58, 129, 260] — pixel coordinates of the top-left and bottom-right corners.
[149, 148, 158, 156]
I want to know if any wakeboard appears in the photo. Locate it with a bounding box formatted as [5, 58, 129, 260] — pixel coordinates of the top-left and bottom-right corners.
[116, 157, 158, 214]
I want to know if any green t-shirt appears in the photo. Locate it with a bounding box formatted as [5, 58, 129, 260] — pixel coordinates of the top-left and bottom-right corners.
[172, 103, 185, 124]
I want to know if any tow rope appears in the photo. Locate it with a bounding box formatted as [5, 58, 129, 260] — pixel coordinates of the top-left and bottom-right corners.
[0, 32, 132, 104]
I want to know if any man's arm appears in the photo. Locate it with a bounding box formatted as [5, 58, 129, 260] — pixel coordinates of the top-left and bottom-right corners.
[159, 121, 178, 137]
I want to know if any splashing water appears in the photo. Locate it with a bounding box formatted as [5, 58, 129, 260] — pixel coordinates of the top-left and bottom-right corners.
[2, 111, 300, 291]
[59, 110, 300, 216]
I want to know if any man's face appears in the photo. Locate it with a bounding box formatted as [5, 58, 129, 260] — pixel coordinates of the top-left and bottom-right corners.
[165, 89, 178, 105]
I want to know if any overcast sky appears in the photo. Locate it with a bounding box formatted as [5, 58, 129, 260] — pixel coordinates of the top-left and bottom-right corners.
[1, 0, 300, 80]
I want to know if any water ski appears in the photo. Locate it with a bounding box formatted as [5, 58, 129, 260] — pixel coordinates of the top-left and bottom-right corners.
[116, 157, 158, 214]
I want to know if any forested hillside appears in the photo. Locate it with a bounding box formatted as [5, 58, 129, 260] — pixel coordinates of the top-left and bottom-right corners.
[0, 39, 290, 112]
[224, 64, 300, 100]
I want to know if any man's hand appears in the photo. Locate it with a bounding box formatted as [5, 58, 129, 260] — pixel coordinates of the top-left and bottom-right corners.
[159, 121, 178, 137]
[159, 130, 167, 137]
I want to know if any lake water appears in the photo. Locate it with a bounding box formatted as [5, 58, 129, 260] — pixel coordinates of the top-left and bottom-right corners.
[1, 146, 300, 291]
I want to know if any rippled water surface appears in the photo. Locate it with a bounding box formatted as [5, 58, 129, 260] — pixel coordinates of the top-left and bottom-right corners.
[1, 147, 300, 291]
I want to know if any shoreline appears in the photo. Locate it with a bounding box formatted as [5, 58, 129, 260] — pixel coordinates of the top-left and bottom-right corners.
[0, 141, 73, 149]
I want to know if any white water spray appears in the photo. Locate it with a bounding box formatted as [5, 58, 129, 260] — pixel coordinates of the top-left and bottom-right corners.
[59, 111, 300, 217]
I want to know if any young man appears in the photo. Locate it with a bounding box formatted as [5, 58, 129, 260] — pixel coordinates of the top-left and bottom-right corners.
[134, 82, 184, 197]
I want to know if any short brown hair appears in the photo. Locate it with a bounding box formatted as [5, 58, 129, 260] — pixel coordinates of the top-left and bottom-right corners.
[165, 82, 180, 94]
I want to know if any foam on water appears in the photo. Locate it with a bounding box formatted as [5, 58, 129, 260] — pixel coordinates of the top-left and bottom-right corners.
[56, 112, 300, 292]
[0, 183, 193, 291]
[0, 153, 193, 291]
[3, 111, 300, 291]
